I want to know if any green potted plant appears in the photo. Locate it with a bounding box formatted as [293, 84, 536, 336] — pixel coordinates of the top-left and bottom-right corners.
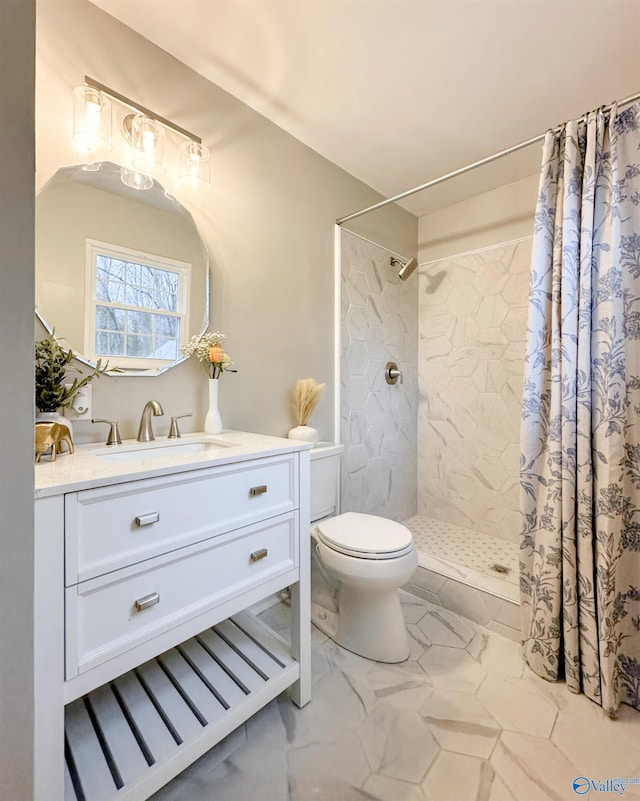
[35, 331, 114, 433]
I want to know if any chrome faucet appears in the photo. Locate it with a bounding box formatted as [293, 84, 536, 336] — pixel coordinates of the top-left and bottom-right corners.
[137, 400, 164, 442]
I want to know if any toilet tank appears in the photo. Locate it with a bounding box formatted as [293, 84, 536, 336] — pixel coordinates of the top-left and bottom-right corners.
[309, 443, 344, 523]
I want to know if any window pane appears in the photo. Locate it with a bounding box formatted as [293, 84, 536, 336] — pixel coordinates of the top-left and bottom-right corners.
[126, 262, 154, 288]
[156, 314, 179, 337]
[97, 281, 125, 304]
[141, 265, 155, 287]
[96, 305, 125, 331]
[127, 334, 154, 357]
[110, 281, 126, 303]
[97, 254, 124, 279]
[95, 275, 110, 301]
[144, 289, 176, 313]
[147, 286, 164, 311]
[127, 310, 154, 335]
[96, 262, 110, 286]
[96, 331, 124, 356]
[154, 290, 178, 312]
[102, 257, 126, 281]
[155, 268, 179, 294]
[125, 284, 152, 308]
[155, 338, 178, 360]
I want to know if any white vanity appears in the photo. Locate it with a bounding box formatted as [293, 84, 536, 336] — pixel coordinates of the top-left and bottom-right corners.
[34, 431, 311, 801]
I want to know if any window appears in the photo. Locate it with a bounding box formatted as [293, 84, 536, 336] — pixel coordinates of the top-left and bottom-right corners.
[86, 240, 190, 369]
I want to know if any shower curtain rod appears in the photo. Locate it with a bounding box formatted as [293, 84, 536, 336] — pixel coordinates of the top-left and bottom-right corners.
[336, 89, 640, 226]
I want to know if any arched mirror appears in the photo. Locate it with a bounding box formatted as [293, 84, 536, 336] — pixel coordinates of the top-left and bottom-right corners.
[35, 162, 209, 376]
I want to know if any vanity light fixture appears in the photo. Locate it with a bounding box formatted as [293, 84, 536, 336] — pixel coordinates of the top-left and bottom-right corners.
[72, 76, 210, 191]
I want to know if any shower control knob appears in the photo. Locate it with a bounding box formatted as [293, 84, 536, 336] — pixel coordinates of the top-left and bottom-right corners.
[385, 362, 403, 385]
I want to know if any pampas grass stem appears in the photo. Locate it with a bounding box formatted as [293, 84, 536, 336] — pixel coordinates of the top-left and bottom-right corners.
[292, 378, 325, 426]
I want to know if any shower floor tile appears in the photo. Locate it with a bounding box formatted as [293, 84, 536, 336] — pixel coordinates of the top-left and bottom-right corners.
[404, 515, 519, 591]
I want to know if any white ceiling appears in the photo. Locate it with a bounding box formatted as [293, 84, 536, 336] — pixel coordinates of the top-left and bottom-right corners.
[89, 0, 640, 218]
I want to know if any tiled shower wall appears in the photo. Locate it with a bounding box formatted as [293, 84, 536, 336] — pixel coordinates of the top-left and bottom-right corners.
[418, 239, 531, 543]
[340, 231, 418, 521]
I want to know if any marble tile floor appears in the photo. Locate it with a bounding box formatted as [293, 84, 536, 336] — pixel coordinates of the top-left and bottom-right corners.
[151, 593, 640, 801]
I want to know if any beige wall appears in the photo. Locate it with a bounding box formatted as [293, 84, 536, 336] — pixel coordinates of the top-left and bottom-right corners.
[418, 174, 538, 264]
[36, 0, 417, 443]
[0, 2, 35, 798]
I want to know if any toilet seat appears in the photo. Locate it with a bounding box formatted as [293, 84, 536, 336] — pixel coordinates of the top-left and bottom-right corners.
[315, 512, 414, 560]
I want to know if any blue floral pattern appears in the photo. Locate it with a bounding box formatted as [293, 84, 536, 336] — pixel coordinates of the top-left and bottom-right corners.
[521, 102, 640, 716]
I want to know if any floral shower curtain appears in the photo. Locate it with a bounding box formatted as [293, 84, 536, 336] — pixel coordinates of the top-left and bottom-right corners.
[520, 101, 640, 716]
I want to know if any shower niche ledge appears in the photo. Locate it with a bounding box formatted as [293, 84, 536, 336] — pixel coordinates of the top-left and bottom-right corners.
[33, 431, 312, 801]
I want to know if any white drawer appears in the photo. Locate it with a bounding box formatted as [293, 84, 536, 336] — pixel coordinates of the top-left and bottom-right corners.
[65, 512, 298, 678]
[65, 454, 298, 585]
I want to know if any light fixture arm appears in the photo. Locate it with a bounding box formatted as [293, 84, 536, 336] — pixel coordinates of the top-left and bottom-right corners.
[84, 75, 202, 144]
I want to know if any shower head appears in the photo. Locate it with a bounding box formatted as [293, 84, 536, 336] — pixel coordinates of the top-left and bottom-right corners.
[390, 256, 419, 281]
[398, 257, 418, 281]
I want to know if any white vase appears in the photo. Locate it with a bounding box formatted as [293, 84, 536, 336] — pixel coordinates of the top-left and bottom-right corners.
[36, 410, 73, 437]
[204, 379, 223, 435]
[287, 425, 319, 445]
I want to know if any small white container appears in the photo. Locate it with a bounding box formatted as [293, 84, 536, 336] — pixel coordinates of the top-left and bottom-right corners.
[287, 425, 319, 445]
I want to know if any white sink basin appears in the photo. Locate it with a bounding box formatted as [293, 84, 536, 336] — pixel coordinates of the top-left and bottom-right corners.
[95, 437, 237, 462]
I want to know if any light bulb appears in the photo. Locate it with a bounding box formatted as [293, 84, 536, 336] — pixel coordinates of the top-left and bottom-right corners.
[72, 86, 112, 156]
[131, 115, 166, 176]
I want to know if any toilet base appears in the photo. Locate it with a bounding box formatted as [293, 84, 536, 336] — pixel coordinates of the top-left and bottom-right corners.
[311, 600, 340, 641]
[311, 588, 410, 664]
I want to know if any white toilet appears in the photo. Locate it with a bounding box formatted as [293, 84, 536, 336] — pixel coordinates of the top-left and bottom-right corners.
[309, 443, 418, 663]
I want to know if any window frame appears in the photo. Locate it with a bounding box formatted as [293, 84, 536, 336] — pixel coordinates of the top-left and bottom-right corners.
[84, 238, 191, 370]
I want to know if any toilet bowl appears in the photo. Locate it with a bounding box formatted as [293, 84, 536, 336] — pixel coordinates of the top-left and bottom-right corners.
[309, 445, 418, 663]
[313, 512, 418, 662]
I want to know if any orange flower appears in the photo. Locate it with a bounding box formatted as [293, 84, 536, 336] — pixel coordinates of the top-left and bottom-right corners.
[209, 345, 225, 363]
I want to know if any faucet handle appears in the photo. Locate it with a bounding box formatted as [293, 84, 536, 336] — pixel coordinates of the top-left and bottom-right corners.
[168, 413, 192, 439]
[92, 419, 122, 446]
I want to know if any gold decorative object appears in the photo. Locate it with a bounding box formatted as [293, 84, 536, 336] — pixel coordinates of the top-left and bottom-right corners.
[35, 422, 74, 463]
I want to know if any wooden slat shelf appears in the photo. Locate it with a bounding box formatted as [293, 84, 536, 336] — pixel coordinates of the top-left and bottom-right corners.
[64, 612, 297, 801]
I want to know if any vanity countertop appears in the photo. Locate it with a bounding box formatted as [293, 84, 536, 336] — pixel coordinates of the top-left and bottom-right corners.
[34, 430, 312, 498]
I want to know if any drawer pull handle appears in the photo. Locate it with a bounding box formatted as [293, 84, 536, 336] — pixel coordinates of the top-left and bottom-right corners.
[249, 485, 267, 497]
[135, 593, 160, 612]
[135, 512, 160, 527]
[250, 548, 268, 562]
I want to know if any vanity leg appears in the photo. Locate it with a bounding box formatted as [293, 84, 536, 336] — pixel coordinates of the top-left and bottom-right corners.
[290, 451, 311, 708]
[290, 581, 311, 707]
